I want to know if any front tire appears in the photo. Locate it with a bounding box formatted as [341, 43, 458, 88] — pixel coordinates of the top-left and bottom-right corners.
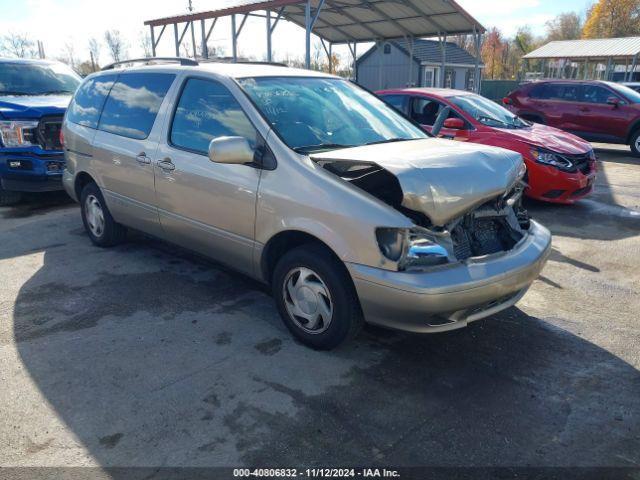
[80, 182, 126, 247]
[272, 244, 363, 350]
[630, 130, 640, 157]
[0, 186, 22, 206]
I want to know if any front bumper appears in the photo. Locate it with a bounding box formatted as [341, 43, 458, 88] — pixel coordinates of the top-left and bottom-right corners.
[526, 160, 597, 204]
[0, 152, 65, 193]
[1, 176, 62, 192]
[347, 220, 552, 333]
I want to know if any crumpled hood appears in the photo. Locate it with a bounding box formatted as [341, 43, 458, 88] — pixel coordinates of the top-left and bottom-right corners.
[312, 138, 523, 226]
[496, 122, 591, 154]
[0, 94, 71, 119]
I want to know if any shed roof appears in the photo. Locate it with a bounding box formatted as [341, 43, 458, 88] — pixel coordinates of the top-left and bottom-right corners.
[144, 0, 485, 44]
[357, 38, 481, 66]
[524, 37, 640, 60]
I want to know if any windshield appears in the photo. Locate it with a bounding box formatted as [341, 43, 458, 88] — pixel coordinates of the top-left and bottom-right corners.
[607, 82, 640, 103]
[237, 77, 427, 153]
[0, 62, 81, 96]
[449, 94, 529, 129]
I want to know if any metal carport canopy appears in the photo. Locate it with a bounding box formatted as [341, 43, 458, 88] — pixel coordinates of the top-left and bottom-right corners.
[144, 0, 486, 44]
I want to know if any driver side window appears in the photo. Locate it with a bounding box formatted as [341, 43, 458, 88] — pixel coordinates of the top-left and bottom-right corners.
[582, 85, 622, 104]
[410, 97, 443, 125]
[170, 78, 257, 155]
[410, 97, 461, 126]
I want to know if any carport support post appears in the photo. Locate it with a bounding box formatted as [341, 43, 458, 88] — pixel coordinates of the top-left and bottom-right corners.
[583, 58, 589, 80]
[201, 19, 208, 59]
[473, 28, 481, 93]
[232, 14, 238, 62]
[266, 11, 273, 63]
[150, 26, 156, 57]
[629, 54, 638, 81]
[439, 34, 447, 88]
[407, 36, 414, 87]
[305, 0, 311, 68]
[174, 23, 180, 57]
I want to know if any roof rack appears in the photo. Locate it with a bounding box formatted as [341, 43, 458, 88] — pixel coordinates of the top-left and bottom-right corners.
[199, 58, 288, 67]
[101, 57, 198, 71]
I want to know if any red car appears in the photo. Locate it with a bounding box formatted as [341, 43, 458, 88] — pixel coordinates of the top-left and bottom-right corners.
[504, 80, 640, 156]
[377, 88, 597, 204]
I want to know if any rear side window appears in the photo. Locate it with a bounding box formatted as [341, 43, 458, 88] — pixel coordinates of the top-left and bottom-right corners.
[528, 84, 547, 99]
[170, 78, 257, 154]
[98, 73, 175, 140]
[545, 84, 581, 101]
[67, 75, 117, 129]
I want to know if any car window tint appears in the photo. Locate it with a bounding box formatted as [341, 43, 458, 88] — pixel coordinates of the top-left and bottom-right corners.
[546, 84, 580, 101]
[529, 84, 547, 99]
[410, 97, 460, 126]
[583, 85, 616, 104]
[381, 95, 407, 114]
[67, 75, 117, 129]
[411, 97, 443, 125]
[170, 78, 257, 154]
[98, 73, 175, 140]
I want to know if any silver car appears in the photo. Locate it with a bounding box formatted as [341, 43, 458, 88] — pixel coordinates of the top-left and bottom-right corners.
[62, 60, 552, 349]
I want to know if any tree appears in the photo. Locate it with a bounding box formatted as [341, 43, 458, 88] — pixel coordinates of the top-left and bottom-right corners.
[583, 0, 640, 38]
[88, 38, 101, 68]
[139, 31, 153, 58]
[60, 41, 77, 69]
[481, 27, 507, 80]
[0, 32, 36, 58]
[546, 12, 583, 41]
[104, 30, 127, 62]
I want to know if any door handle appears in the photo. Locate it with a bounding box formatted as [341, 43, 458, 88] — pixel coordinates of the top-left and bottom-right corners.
[157, 158, 176, 172]
[579, 107, 590, 112]
[136, 152, 151, 165]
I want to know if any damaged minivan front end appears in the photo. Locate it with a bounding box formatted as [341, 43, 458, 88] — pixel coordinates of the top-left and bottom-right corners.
[312, 139, 551, 333]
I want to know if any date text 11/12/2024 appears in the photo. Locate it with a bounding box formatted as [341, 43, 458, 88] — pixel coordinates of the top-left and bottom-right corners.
[233, 468, 401, 478]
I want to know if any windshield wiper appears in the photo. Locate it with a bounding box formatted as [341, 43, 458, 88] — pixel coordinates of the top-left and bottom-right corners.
[38, 90, 74, 95]
[478, 115, 513, 128]
[0, 91, 31, 96]
[293, 143, 355, 154]
[365, 138, 413, 146]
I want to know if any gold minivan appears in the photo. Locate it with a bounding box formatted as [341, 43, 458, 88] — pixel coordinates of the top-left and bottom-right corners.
[62, 59, 551, 349]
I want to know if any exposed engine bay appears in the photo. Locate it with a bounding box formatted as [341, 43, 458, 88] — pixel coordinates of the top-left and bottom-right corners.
[315, 159, 531, 262]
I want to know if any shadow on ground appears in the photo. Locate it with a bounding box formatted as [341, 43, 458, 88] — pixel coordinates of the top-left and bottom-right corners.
[0, 191, 74, 220]
[3, 208, 639, 468]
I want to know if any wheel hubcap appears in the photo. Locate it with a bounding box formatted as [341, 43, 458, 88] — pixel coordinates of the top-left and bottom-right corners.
[635, 137, 640, 151]
[85, 195, 105, 238]
[283, 267, 333, 334]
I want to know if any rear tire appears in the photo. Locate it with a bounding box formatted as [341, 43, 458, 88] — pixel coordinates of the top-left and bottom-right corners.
[0, 186, 22, 206]
[630, 130, 640, 157]
[80, 182, 126, 247]
[272, 244, 363, 350]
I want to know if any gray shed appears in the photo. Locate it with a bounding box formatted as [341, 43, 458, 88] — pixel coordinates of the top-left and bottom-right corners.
[356, 38, 483, 92]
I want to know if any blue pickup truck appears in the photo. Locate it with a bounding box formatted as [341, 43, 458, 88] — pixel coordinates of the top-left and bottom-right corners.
[0, 58, 81, 205]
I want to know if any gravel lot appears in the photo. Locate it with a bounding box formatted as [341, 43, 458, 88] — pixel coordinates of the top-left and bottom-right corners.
[0, 146, 638, 470]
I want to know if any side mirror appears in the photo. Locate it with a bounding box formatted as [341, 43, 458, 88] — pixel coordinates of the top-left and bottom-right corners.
[443, 117, 465, 130]
[208, 136, 254, 165]
[607, 96, 620, 107]
[503, 97, 513, 106]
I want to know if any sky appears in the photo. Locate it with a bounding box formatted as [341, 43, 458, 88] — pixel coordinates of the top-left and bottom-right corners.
[0, 0, 594, 65]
